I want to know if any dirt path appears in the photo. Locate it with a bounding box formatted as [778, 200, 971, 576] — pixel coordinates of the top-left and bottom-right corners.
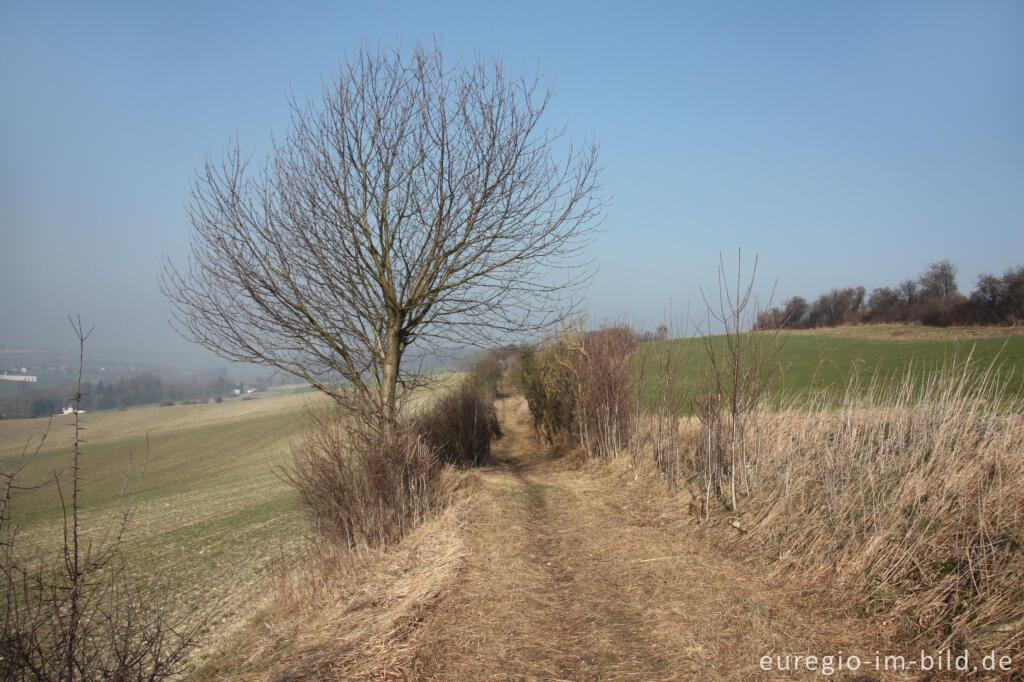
[405, 397, 895, 680]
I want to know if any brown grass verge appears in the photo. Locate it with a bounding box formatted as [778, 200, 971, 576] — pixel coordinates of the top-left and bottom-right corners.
[741, 359, 1024, 661]
[407, 397, 893, 680]
[193, 468, 475, 681]
[621, 356, 1024, 674]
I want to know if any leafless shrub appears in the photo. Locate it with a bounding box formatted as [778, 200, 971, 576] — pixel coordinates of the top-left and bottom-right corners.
[746, 355, 1024, 657]
[283, 351, 505, 551]
[416, 369, 502, 467]
[516, 322, 641, 462]
[515, 339, 577, 445]
[696, 252, 780, 513]
[466, 352, 504, 399]
[1, 318, 198, 681]
[634, 314, 691, 484]
[571, 325, 639, 462]
[282, 407, 436, 551]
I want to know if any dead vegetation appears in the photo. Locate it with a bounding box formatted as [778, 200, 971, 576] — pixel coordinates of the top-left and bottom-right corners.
[514, 322, 639, 462]
[515, 303, 1023, 673]
[221, 356, 503, 677]
[201, 397, 888, 680]
[745, 357, 1024, 659]
[281, 354, 504, 553]
[199, 343, 1024, 679]
[1, 320, 199, 681]
[190, 304, 1024, 679]
[632, 355, 1023, 673]
[624, 353, 1024, 670]
[195, 488, 472, 680]
[281, 407, 437, 551]
[395, 398, 890, 680]
[415, 359, 503, 468]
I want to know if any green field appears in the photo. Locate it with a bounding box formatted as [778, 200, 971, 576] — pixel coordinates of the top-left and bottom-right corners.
[0, 387, 330, 648]
[636, 324, 1024, 412]
[0, 373, 462, 654]
[0, 380, 40, 397]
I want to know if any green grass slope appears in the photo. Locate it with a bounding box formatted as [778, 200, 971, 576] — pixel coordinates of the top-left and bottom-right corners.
[0, 388, 331, 650]
[636, 324, 1024, 412]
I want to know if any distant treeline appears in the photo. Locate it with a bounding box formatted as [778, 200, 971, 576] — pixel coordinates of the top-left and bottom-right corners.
[756, 260, 1024, 330]
[0, 374, 241, 419]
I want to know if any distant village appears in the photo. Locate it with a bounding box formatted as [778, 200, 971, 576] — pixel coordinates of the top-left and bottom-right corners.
[0, 353, 277, 419]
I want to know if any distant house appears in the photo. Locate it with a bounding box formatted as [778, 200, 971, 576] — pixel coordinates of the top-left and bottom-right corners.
[61, 406, 87, 416]
[0, 372, 37, 383]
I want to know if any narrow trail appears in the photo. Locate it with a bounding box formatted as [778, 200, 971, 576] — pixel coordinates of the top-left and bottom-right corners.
[405, 397, 894, 680]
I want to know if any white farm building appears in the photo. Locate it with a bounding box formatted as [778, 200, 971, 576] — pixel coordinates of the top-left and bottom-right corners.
[0, 372, 36, 382]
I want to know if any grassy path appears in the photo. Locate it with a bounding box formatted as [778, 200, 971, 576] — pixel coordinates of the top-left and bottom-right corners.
[191, 393, 907, 679]
[404, 397, 895, 680]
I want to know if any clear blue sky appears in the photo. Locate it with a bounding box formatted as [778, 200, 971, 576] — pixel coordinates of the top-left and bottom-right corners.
[2, 0, 1022, 361]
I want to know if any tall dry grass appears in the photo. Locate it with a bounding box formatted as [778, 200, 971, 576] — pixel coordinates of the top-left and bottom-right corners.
[745, 355, 1024, 654]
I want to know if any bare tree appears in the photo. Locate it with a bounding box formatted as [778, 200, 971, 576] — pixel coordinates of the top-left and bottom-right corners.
[162, 43, 603, 423]
[696, 251, 780, 513]
[897, 279, 919, 306]
[918, 259, 959, 301]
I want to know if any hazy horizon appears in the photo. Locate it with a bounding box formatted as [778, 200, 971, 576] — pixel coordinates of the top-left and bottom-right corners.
[2, 1, 1022, 366]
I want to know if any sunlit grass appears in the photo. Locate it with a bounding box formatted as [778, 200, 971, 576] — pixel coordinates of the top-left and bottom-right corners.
[636, 324, 1024, 412]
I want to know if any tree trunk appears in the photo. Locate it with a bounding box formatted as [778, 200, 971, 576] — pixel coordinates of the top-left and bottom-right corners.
[380, 318, 404, 425]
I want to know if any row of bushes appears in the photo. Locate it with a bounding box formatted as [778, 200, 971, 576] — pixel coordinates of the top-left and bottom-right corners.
[515, 324, 638, 462]
[284, 355, 503, 550]
[757, 260, 1024, 329]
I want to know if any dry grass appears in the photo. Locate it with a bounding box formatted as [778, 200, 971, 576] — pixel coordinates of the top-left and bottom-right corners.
[739, 356, 1024, 659]
[179, 354, 1023, 679]
[785, 323, 1024, 342]
[407, 398, 891, 680]
[198, 397, 894, 680]
[194, 469, 474, 681]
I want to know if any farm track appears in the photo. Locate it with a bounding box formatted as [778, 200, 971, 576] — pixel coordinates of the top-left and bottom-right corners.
[401, 397, 895, 681]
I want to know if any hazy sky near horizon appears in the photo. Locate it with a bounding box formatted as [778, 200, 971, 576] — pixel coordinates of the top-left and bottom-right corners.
[2, 0, 1022, 363]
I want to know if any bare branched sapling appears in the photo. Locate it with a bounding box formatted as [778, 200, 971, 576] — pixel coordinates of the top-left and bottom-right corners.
[697, 252, 780, 513]
[0, 317, 199, 680]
